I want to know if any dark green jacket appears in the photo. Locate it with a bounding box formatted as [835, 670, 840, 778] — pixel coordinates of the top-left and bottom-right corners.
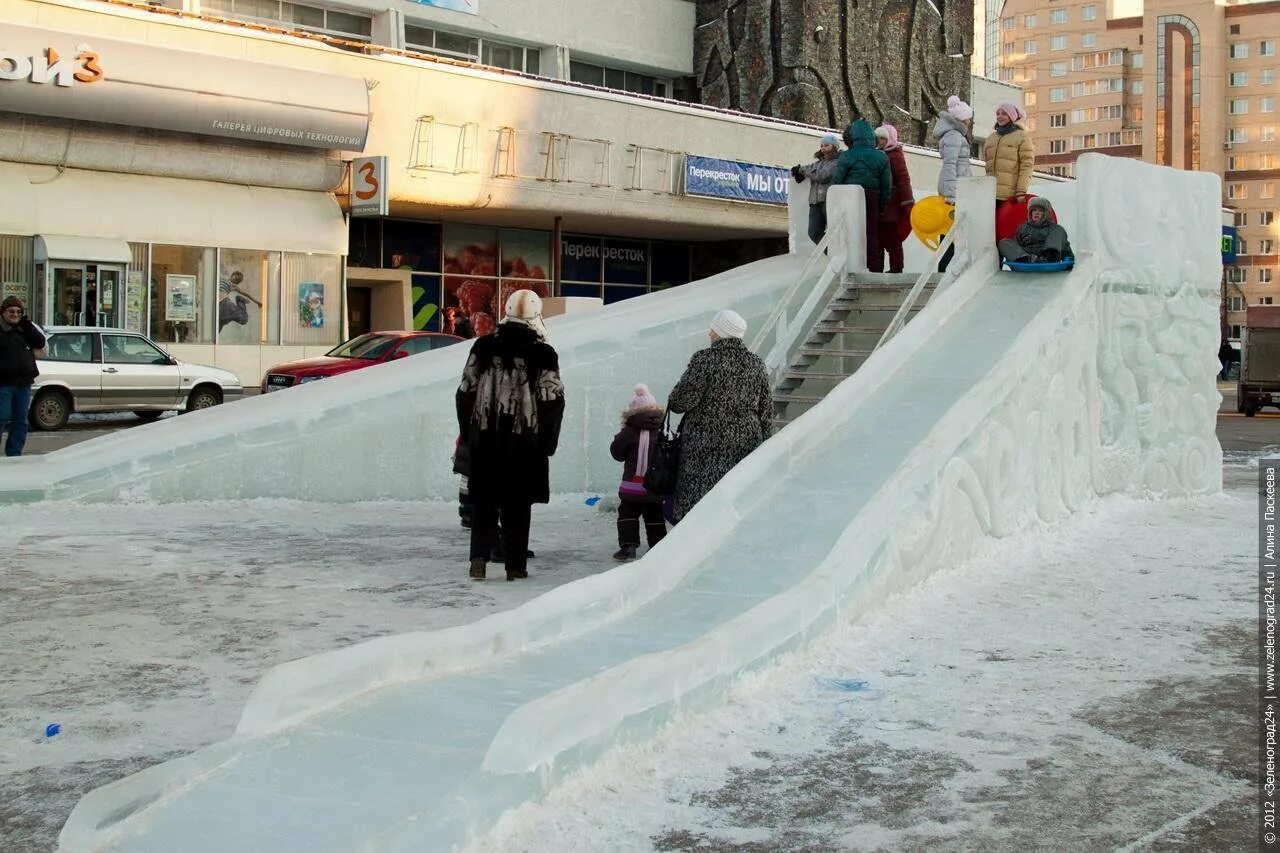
[831, 119, 892, 213]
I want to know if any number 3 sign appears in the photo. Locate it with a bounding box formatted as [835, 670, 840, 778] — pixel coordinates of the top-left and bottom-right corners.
[351, 156, 389, 217]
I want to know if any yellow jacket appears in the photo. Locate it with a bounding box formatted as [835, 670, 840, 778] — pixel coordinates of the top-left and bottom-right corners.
[983, 126, 1035, 200]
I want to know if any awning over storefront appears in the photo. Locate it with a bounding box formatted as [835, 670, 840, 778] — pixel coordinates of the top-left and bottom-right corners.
[34, 235, 132, 263]
[0, 162, 346, 255]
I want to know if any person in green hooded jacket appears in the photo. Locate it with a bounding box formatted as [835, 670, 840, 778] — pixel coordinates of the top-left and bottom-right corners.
[831, 118, 893, 272]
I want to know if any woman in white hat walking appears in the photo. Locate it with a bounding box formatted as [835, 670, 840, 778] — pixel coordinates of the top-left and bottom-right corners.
[667, 309, 772, 521]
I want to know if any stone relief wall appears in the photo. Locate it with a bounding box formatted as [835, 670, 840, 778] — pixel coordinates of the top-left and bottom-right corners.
[694, 0, 973, 144]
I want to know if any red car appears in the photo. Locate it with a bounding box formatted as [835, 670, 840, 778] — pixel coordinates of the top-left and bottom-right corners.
[261, 331, 464, 392]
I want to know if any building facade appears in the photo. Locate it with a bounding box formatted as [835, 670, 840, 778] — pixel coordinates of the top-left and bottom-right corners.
[994, 0, 1279, 340]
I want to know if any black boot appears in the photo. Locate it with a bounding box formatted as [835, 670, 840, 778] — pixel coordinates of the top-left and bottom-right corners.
[469, 558, 486, 580]
[612, 545, 638, 562]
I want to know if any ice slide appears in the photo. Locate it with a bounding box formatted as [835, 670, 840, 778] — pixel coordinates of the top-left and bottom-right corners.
[60, 156, 1222, 851]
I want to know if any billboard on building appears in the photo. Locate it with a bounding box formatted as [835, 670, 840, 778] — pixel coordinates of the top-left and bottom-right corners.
[684, 155, 790, 205]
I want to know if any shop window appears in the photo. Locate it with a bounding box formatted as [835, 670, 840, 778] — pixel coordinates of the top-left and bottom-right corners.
[499, 229, 552, 305]
[603, 239, 648, 286]
[651, 242, 691, 289]
[441, 225, 499, 337]
[282, 253, 342, 346]
[347, 218, 380, 269]
[218, 249, 280, 345]
[382, 219, 442, 272]
[561, 235, 603, 285]
[150, 245, 216, 344]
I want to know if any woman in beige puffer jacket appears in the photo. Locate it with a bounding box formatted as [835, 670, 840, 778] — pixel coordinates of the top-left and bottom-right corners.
[983, 101, 1035, 201]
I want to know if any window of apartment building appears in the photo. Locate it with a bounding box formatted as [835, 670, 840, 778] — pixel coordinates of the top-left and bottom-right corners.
[1072, 134, 1096, 150]
[1262, 154, 1278, 169]
[1229, 155, 1247, 170]
[1002, 16, 1015, 30]
[1235, 211, 1248, 227]
[1073, 77, 1124, 96]
[1047, 165, 1073, 177]
[1230, 71, 1248, 87]
[1083, 4, 1098, 21]
[1239, 239, 1249, 254]
[1230, 43, 1249, 60]
[1024, 40, 1038, 54]
[1050, 112, 1067, 127]
[1130, 52, 1143, 69]
[1231, 324, 1244, 337]
[1131, 80, 1143, 95]
[569, 61, 669, 96]
[1229, 128, 1249, 144]
[1229, 99, 1249, 115]
[1263, 41, 1277, 57]
[1025, 117, 1037, 132]
[1231, 25, 1241, 35]
[1025, 91, 1037, 107]
[1263, 269, 1275, 284]
[1024, 14, 1037, 28]
[1051, 35, 1067, 51]
[1082, 32, 1098, 49]
[1050, 61, 1068, 77]
[1264, 127, 1278, 143]
[1073, 49, 1124, 71]
[1263, 212, 1276, 226]
[1263, 69, 1277, 85]
[1050, 8, 1068, 24]
[999, 67, 1015, 83]
[1050, 87, 1067, 103]
[1128, 103, 1144, 122]
[1262, 239, 1277, 254]
[201, 0, 372, 39]
[1049, 139, 1068, 153]
[1072, 108, 1095, 123]
[1228, 183, 1248, 200]
[1263, 184, 1277, 201]
[1262, 297, 1275, 305]
[1263, 97, 1277, 113]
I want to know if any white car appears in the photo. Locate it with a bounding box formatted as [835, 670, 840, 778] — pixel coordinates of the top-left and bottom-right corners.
[30, 327, 244, 430]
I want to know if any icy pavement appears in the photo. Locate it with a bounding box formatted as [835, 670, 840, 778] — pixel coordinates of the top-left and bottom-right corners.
[0, 495, 617, 851]
[474, 463, 1258, 853]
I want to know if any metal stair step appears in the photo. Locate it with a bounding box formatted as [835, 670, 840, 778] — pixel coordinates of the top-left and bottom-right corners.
[772, 392, 828, 403]
[797, 347, 871, 358]
[809, 324, 885, 335]
[782, 370, 853, 380]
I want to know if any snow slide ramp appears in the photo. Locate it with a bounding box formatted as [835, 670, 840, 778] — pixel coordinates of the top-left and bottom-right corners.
[61, 156, 1222, 851]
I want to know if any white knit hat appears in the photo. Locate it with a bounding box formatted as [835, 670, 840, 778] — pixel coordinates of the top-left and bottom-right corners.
[709, 309, 747, 340]
[628, 383, 658, 409]
[502, 288, 547, 338]
[947, 95, 974, 121]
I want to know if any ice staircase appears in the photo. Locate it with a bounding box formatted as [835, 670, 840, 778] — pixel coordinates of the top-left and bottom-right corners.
[772, 272, 939, 427]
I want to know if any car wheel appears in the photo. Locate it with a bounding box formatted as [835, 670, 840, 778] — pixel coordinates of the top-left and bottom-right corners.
[135, 411, 164, 421]
[29, 389, 71, 431]
[185, 386, 222, 413]
[1246, 404, 1259, 418]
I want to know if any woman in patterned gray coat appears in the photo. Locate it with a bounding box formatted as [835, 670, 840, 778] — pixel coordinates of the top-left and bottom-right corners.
[668, 309, 772, 521]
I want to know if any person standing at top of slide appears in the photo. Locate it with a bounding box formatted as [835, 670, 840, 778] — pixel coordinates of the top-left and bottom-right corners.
[791, 132, 842, 245]
[983, 101, 1035, 202]
[832, 118, 892, 272]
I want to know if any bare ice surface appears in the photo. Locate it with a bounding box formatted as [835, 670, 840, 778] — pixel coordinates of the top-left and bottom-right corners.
[474, 464, 1256, 852]
[0, 496, 616, 851]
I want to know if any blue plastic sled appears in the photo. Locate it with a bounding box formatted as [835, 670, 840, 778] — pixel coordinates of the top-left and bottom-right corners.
[1003, 257, 1074, 273]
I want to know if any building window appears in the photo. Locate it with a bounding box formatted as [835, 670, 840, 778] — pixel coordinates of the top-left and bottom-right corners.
[1261, 239, 1276, 254]
[1263, 185, 1277, 201]
[1230, 71, 1248, 87]
[1230, 291, 1246, 306]
[1230, 43, 1249, 60]
[1263, 269, 1275, 284]
[1050, 8, 1068, 24]
[149, 245, 217, 345]
[1235, 211, 1248, 227]
[1131, 80, 1143, 95]
[482, 41, 541, 74]
[201, 0, 372, 39]
[1082, 4, 1098, 21]
[1024, 40, 1037, 54]
[569, 61, 670, 97]
[1082, 32, 1097, 49]
[1229, 128, 1249, 144]
[1229, 99, 1249, 115]
[1051, 35, 1067, 51]
[1050, 60, 1068, 77]
[1049, 139, 1068, 153]
[1228, 184, 1248, 200]
[1050, 87, 1067, 103]
[1003, 41, 1015, 56]
[1131, 52, 1144, 69]
[1002, 16, 1015, 30]
[1239, 239, 1249, 254]
[1263, 41, 1277, 57]
[1262, 154, 1278, 169]
[1231, 324, 1244, 338]
[404, 25, 479, 61]
[1024, 14, 1037, 27]
[1263, 69, 1277, 85]
[1262, 297, 1275, 305]
[1263, 212, 1276, 226]
[1025, 91, 1037, 107]
[1229, 155, 1246, 171]
[1265, 127, 1278, 143]
[1050, 112, 1067, 128]
[1263, 97, 1277, 114]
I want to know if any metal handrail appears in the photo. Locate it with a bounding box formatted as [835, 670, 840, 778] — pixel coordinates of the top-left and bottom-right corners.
[873, 215, 964, 352]
[750, 214, 850, 384]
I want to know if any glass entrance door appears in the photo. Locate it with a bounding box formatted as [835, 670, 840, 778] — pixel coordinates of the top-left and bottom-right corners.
[94, 265, 122, 328]
[52, 264, 86, 326]
[48, 263, 125, 327]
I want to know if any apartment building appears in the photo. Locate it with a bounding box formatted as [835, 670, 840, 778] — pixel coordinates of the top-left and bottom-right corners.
[995, 0, 1279, 338]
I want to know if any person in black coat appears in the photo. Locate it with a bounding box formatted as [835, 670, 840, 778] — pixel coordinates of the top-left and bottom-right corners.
[0, 296, 46, 457]
[455, 290, 565, 581]
[609, 383, 667, 561]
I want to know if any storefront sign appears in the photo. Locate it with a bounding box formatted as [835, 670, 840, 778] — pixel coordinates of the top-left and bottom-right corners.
[2, 281, 28, 304]
[164, 275, 196, 322]
[684, 155, 790, 205]
[351, 156, 389, 218]
[410, 0, 478, 13]
[1222, 226, 1237, 263]
[0, 24, 370, 151]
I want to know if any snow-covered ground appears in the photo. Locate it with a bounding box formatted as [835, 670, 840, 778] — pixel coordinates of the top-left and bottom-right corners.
[0, 463, 1258, 852]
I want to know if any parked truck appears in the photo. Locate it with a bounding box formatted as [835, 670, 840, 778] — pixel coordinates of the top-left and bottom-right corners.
[1238, 305, 1280, 416]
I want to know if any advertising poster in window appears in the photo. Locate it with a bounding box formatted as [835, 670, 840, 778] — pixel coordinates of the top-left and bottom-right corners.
[218, 250, 264, 344]
[298, 283, 326, 328]
[560, 235, 602, 283]
[125, 271, 145, 333]
[164, 275, 197, 322]
[499, 229, 550, 308]
[442, 225, 498, 338]
[603, 239, 648, 286]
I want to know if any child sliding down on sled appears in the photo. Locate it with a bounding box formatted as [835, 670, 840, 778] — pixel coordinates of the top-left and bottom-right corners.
[998, 196, 1074, 265]
[608, 384, 668, 561]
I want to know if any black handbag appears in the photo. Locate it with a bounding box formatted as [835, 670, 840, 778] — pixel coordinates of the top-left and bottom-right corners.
[643, 409, 682, 497]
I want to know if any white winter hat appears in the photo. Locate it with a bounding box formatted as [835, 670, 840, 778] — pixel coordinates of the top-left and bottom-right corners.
[709, 309, 747, 340]
[628, 383, 659, 409]
[502, 288, 547, 338]
[947, 95, 974, 122]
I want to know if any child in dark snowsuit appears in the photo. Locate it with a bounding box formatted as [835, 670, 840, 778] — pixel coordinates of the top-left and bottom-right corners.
[998, 196, 1074, 264]
[609, 384, 667, 561]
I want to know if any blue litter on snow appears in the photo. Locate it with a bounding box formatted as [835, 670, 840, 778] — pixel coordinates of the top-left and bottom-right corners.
[45, 723, 61, 738]
[584, 496, 602, 506]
